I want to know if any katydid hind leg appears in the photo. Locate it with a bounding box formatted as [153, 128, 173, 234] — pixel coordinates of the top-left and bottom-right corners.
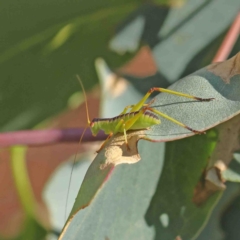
[120, 105, 135, 114]
[123, 108, 147, 130]
[146, 107, 204, 134]
[99, 111, 146, 151]
[120, 103, 152, 115]
[131, 87, 214, 112]
[118, 109, 147, 150]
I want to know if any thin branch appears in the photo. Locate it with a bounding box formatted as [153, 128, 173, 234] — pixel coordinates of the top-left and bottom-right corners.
[0, 128, 107, 147]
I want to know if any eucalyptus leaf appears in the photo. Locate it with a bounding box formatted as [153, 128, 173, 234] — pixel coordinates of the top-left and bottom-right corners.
[59, 53, 240, 239]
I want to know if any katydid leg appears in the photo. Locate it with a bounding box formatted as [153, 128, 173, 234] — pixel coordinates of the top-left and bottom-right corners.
[131, 87, 214, 112]
[117, 109, 147, 150]
[99, 109, 148, 151]
[123, 124, 130, 150]
[96, 118, 129, 152]
[122, 108, 147, 131]
[96, 132, 113, 153]
[120, 103, 150, 115]
[146, 107, 203, 134]
[120, 105, 135, 115]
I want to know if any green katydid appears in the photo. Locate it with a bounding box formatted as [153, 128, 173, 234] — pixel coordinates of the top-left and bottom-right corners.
[77, 75, 214, 152]
[64, 76, 214, 221]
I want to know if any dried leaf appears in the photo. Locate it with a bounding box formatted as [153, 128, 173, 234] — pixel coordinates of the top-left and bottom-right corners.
[207, 52, 240, 83]
[100, 130, 145, 169]
[194, 114, 240, 205]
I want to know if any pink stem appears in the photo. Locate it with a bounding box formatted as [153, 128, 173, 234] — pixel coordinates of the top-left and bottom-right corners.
[212, 11, 240, 63]
[0, 128, 107, 147]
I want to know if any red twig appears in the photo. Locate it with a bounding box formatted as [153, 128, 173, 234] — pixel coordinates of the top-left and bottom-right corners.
[212, 11, 240, 63]
[0, 128, 107, 147]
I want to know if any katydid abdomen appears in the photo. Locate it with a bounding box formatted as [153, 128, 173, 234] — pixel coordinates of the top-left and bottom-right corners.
[90, 111, 160, 135]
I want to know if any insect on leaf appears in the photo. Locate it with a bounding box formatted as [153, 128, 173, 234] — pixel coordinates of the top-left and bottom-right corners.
[59, 53, 240, 239]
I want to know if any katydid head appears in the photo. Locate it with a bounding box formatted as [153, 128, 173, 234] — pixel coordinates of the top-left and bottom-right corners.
[89, 118, 101, 136]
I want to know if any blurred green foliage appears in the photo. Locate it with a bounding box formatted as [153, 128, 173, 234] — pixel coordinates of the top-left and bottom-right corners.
[0, 0, 140, 132]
